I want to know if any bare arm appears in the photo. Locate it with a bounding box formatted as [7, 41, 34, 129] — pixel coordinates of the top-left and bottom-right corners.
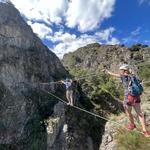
[105, 69, 120, 78]
[60, 80, 66, 84]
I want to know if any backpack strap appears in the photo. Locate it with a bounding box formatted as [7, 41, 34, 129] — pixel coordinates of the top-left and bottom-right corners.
[127, 75, 132, 86]
[127, 75, 135, 94]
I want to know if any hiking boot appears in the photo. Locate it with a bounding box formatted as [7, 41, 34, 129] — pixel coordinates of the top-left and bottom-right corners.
[125, 124, 136, 130]
[143, 131, 150, 137]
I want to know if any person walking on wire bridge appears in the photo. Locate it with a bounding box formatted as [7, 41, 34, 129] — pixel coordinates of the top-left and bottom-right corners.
[105, 64, 150, 137]
[60, 78, 77, 106]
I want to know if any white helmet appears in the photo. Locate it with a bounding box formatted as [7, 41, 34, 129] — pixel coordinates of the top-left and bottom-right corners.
[119, 65, 129, 71]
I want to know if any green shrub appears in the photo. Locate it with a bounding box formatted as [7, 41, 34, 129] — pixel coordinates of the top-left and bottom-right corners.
[138, 63, 150, 81]
[116, 128, 150, 150]
[70, 69, 123, 115]
[67, 55, 81, 67]
[130, 43, 148, 51]
[132, 52, 143, 61]
[130, 44, 141, 51]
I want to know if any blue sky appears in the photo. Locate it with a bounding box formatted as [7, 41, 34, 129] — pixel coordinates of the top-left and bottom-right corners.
[107, 0, 150, 45]
[8, 0, 150, 57]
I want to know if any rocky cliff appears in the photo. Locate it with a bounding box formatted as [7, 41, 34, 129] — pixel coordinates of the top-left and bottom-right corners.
[1, 1, 150, 150]
[62, 43, 150, 73]
[62, 43, 150, 150]
[0, 2, 106, 150]
[0, 2, 68, 149]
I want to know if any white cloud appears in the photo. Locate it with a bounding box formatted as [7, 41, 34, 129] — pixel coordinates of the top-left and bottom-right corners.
[131, 27, 141, 36]
[47, 31, 76, 43]
[11, 0, 116, 32]
[52, 35, 97, 58]
[50, 27, 119, 58]
[10, 0, 118, 58]
[66, 0, 116, 32]
[11, 0, 68, 24]
[27, 21, 52, 39]
[123, 27, 142, 44]
[107, 37, 120, 45]
[95, 27, 115, 41]
[139, 0, 150, 5]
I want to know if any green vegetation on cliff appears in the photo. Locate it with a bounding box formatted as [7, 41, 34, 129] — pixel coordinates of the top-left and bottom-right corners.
[116, 127, 150, 150]
[62, 43, 150, 150]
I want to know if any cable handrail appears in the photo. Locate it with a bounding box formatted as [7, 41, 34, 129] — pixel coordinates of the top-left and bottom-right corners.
[39, 87, 144, 134]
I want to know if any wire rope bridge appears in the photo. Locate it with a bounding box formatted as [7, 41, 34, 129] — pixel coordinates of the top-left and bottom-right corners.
[18, 71, 148, 135]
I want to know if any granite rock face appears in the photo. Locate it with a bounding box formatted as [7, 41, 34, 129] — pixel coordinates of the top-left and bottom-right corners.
[0, 2, 67, 149]
[46, 102, 101, 150]
[0, 2, 103, 150]
[1, 2, 150, 150]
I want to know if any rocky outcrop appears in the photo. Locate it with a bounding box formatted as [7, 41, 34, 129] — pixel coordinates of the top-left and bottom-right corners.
[62, 43, 150, 150]
[1, 2, 150, 150]
[0, 2, 105, 150]
[100, 88, 150, 150]
[0, 2, 67, 150]
[62, 43, 150, 73]
[46, 102, 105, 150]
